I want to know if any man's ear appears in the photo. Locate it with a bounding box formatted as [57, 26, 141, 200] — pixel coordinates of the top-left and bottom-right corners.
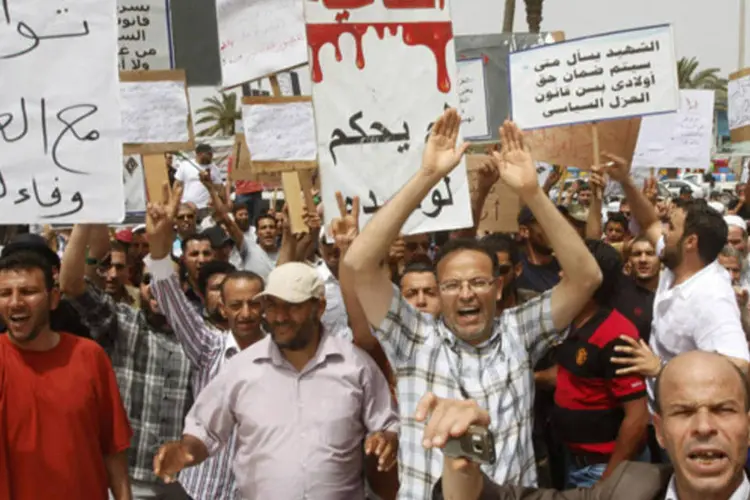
[49, 287, 61, 312]
[316, 298, 327, 321]
[653, 413, 666, 450]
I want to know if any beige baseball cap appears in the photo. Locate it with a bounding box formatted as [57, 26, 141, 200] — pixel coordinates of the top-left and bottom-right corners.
[254, 262, 325, 303]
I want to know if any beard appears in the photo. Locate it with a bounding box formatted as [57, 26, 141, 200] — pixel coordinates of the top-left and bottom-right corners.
[530, 239, 554, 256]
[206, 308, 226, 326]
[661, 247, 682, 270]
[266, 312, 319, 351]
[7, 309, 50, 344]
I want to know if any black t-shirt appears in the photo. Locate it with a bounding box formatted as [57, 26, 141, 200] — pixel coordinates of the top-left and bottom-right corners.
[516, 253, 561, 295]
[0, 298, 91, 339]
[729, 198, 750, 220]
[609, 277, 654, 343]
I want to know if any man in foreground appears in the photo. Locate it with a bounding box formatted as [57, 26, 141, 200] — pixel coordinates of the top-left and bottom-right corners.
[423, 350, 750, 500]
[0, 251, 132, 499]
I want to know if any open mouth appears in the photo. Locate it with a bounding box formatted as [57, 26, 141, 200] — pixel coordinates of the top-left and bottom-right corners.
[687, 449, 728, 468]
[9, 314, 30, 327]
[457, 307, 480, 322]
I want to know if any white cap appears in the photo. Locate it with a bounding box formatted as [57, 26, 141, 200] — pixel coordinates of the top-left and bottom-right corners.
[254, 262, 325, 303]
[708, 201, 725, 215]
[724, 214, 746, 230]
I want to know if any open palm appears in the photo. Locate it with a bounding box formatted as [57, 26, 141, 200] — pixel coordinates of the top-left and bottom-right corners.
[491, 121, 538, 197]
[422, 108, 470, 177]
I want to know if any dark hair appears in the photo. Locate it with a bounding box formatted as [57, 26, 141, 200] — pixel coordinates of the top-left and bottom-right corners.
[232, 202, 249, 215]
[578, 181, 591, 191]
[585, 239, 623, 307]
[181, 233, 212, 254]
[255, 211, 276, 229]
[605, 212, 629, 230]
[110, 240, 129, 255]
[220, 270, 265, 301]
[400, 258, 436, 281]
[0, 251, 55, 291]
[481, 233, 520, 266]
[677, 200, 728, 265]
[197, 261, 236, 297]
[435, 238, 500, 277]
[653, 357, 750, 415]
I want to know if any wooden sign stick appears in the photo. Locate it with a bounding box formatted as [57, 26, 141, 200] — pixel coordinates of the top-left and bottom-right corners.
[591, 122, 603, 200]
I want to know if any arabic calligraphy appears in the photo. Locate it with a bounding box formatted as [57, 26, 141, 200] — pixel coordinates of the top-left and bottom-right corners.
[1, 12, 91, 59]
[0, 169, 85, 218]
[456, 58, 490, 139]
[329, 111, 411, 164]
[118, 1, 170, 71]
[512, 25, 678, 128]
[345, 176, 454, 219]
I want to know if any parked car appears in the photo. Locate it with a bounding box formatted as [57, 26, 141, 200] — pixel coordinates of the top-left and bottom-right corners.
[662, 179, 705, 199]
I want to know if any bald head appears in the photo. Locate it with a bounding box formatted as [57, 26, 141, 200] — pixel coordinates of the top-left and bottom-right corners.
[654, 351, 750, 415]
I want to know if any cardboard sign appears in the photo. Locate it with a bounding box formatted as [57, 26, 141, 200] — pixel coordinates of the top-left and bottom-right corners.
[509, 25, 679, 130]
[304, 1, 473, 235]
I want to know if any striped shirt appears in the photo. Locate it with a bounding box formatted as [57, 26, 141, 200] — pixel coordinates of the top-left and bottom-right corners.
[374, 285, 557, 500]
[147, 256, 245, 500]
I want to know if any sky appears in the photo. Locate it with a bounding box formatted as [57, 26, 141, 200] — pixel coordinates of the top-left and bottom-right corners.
[189, 0, 746, 124]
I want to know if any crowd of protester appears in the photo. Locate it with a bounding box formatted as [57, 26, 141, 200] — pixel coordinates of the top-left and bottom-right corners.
[2, 109, 750, 500]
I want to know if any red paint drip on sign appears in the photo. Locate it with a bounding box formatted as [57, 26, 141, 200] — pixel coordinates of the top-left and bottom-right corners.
[306, 22, 454, 93]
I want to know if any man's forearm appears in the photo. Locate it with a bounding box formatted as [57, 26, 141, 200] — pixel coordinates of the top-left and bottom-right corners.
[603, 410, 647, 479]
[105, 451, 131, 500]
[523, 188, 598, 283]
[59, 224, 94, 297]
[621, 178, 658, 232]
[346, 170, 442, 272]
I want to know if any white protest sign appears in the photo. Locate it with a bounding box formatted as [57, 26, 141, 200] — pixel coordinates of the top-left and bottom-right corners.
[632, 90, 714, 170]
[120, 80, 191, 144]
[242, 102, 317, 161]
[509, 25, 679, 130]
[457, 58, 491, 139]
[728, 74, 750, 131]
[305, 2, 473, 235]
[123, 155, 147, 213]
[0, 0, 124, 223]
[217, 0, 307, 89]
[118, 0, 173, 71]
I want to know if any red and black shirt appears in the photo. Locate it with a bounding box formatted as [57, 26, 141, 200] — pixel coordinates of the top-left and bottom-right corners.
[553, 308, 646, 455]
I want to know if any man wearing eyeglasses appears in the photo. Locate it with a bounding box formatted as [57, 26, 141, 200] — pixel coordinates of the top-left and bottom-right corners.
[342, 112, 603, 498]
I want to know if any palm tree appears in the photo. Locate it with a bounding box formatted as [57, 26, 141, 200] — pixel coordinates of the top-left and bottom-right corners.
[677, 56, 727, 111]
[195, 92, 241, 137]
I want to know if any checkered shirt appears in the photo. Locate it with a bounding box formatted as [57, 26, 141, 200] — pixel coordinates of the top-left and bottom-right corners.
[68, 284, 193, 484]
[146, 256, 245, 500]
[374, 285, 557, 500]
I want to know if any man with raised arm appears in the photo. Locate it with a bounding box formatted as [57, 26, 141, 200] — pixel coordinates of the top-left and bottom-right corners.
[341, 110, 602, 499]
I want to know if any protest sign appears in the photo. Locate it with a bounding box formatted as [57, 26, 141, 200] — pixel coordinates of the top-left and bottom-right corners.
[0, 0, 124, 223]
[524, 118, 641, 170]
[242, 97, 317, 167]
[632, 90, 714, 169]
[120, 70, 194, 154]
[217, 0, 307, 89]
[729, 69, 750, 143]
[467, 155, 519, 233]
[123, 155, 147, 214]
[305, 1, 473, 235]
[457, 58, 491, 139]
[509, 25, 679, 130]
[118, 0, 173, 71]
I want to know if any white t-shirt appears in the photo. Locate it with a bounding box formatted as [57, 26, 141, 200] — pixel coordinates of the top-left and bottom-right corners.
[174, 161, 222, 209]
[648, 236, 750, 408]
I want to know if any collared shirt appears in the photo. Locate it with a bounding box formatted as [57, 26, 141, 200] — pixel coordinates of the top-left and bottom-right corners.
[665, 473, 750, 500]
[183, 333, 399, 500]
[67, 284, 192, 484]
[649, 237, 750, 410]
[147, 256, 243, 500]
[316, 259, 354, 342]
[375, 285, 556, 500]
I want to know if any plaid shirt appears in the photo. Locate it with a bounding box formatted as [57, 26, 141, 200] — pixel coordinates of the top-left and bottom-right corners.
[374, 285, 557, 500]
[67, 284, 193, 484]
[147, 256, 244, 500]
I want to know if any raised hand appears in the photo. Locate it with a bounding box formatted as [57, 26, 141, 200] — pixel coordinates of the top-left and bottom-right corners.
[602, 152, 631, 184]
[491, 120, 538, 198]
[331, 191, 360, 254]
[146, 181, 183, 259]
[422, 108, 471, 178]
[475, 155, 500, 192]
